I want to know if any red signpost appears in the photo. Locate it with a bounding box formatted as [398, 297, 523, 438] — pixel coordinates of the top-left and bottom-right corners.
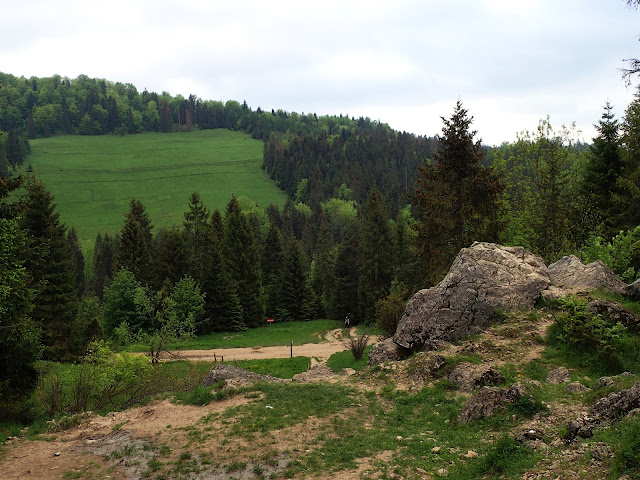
[267, 318, 274, 330]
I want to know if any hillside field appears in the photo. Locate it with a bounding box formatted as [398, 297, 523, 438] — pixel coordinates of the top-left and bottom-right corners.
[19, 129, 287, 245]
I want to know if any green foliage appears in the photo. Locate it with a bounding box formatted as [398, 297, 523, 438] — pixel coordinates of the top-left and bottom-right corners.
[508, 397, 549, 418]
[375, 281, 409, 337]
[101, 268, 143, 337]
[551, 296, 639, 373]
[579, 226, 640, 282]
[607, 416, 640, 479]
[413, 100, 504, 284]
[494, 118, 586, 260]
[358, 188, 393, 323]
[20, 179, 77, 361]
[450, 435, 541, 479]
[326, 346, 372, 372]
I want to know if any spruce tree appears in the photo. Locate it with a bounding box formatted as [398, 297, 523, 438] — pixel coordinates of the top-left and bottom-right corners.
[413, 100, 504, 283]
[182, 192, 211, 283]
[583, 102, 624, 238]
[152, 228, 187, 289]
[222, 197, 264, 328]
[358, 188, 393, 323]
[66, 227, 86, 298]
[262, 222, 285, 318]
[0, 174, 42, 419]
[114, 198, 153, 284]
[92, 232, 115, 299]
[331, 222, 360, 321]
[279, 238, 314, 321]
[310, 221, 336, 318]
[20, 179, 77, 360]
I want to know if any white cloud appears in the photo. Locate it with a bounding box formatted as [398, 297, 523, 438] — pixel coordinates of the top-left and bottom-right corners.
[1, 0, 639, 145]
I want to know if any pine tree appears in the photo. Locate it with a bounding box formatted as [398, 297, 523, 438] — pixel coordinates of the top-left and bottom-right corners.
[66, 227, 86, 298]
[310, 221, 336, 317]
[583, 102, 624, 238]
[222, 197, 264, 328]
[114, 198, 153, 284]
[0, 173, 42, 419]
[619, 92, 640, 230]
[182, 192, 211, 283]
[279, 238, 315, 321]
[200, 242, 245, 332]
[331, 223, 360, 321]
[358, 188, 393, 323]
[413, 100, 504, 283]
[92, 232, 115, 299]
[262, 222, 285, 318]
[20, 179, 77, 360]
[152, 228, 187, 289]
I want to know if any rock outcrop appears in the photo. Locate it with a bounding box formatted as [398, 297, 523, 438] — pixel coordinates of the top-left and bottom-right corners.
[458, 382, 527, 423]
[393, 243, 550, 350]
[546, 367, 571, 384]
[368, 337, 412, 365]
[586, 299, 640, 331]
[547, 255, 627, 295]
[448, 363, 505, 392]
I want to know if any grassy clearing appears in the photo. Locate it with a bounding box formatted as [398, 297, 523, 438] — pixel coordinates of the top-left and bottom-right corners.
[20, 130, 287, 244]
[326, 345, 372, 371]
[122, 318, 342, 352]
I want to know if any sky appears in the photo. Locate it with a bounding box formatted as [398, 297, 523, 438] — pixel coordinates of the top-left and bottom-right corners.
[1, 0, 639, 145]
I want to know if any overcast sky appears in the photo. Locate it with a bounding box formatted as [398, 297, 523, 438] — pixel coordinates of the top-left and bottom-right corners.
[1, 0, 639, 145]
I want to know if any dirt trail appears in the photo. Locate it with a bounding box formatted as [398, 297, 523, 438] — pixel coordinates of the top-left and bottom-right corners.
[159, 328, 373, 366]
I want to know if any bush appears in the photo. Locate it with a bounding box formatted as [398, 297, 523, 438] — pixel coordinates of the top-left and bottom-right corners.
[343, 335, 369, 361]
[375, 282, 408, 337]
[553, 296, 637, 371]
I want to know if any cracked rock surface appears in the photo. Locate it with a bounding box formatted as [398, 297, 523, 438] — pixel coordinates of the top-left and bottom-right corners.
[393, 242, 550, 350]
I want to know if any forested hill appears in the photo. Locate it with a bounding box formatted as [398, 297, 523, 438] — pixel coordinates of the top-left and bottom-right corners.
[0, 72, 437, 216]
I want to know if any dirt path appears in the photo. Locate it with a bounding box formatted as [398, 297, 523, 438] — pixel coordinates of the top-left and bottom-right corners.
[159, 328, 374, 366]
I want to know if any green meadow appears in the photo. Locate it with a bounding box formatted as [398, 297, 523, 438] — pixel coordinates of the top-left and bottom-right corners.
[21, 129, 287, 244]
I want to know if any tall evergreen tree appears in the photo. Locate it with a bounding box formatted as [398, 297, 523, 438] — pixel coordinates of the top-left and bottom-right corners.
[331, 222, 360, 321]
[92, 232, 115, 299]
[152, 228, 187, 289]
[583, 102, 624, 238]
[114, 198, 153, 284]
[222, 197, 264, 328]
[66, 226, 86, 298]
[310, 221, 336, 317]
[279, 238, 315, 321]
[20, 179, 77, 360]
[182, 192, 211, 283]
[358, 188, 393, 323]
[262, 222, 285, 318]
[0, 173, 42, 419]
[619, 91, 640, 230]
[413, 100, 504, 283]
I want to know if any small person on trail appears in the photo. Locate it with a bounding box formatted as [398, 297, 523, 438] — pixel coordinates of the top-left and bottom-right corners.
[344, 315, 350, 328]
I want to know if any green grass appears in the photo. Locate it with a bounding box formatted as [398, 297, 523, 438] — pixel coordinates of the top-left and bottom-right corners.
[326, 345, 372, 372]
[20, 130, 287, 245]
[122, 318, 342, 352]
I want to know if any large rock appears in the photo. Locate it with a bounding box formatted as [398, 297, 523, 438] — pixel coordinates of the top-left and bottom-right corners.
[626, 278, 640, 300]
[458, 382, 526, 423]
[586, 299, 640, 332]
[448, 363, 505, 392]
[547, 255, 627, 295]
[394, 243, 550, 350]
[367, 337, 411, 366]
[592, 381, 640, 422]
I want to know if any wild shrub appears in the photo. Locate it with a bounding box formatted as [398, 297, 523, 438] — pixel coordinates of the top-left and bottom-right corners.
[375, 282, 408, 337]
[343, 335, 369, 361]
[552, 296, 638, 372]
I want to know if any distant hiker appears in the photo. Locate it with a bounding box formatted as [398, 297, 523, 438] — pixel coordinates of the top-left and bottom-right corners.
[344, 315, 350, 328]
